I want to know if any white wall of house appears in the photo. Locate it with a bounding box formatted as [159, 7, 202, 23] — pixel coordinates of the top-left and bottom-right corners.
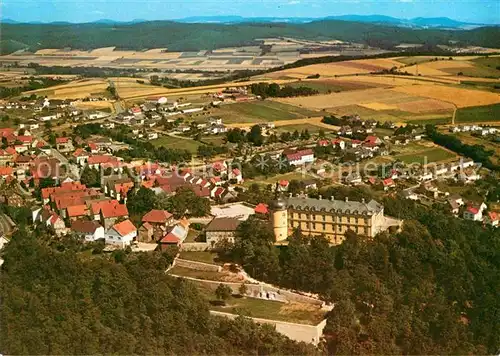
[105, 228, 137, 248]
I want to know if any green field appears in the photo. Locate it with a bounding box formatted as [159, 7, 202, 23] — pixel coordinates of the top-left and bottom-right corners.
[442, 57, 500, 78]
[288, 80, 374, 94]
[179, 251, 222, 265]
[169, 266, 226, 281]
[396, 147, 456, 165]
[396, 56, 450, 65]
[455, 103, 500, 123]
[201, 135, 226, 146]
[215, 100, 320, 124]
[151, 135, 202, 153]
[275, 123, 329, 134]
[461, 80, 500, 92]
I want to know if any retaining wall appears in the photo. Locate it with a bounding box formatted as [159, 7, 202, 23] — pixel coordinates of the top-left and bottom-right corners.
[210, 310, 327, 345]
[174, 258, 222, 272]
[181, 242, 210, 251]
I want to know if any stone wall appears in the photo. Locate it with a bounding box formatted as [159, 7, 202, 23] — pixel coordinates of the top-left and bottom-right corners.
[171, 276, 323, 307]
[174, 258, 222, 272]
[210, 310, 327, 345]
[181, 242, 210, 251]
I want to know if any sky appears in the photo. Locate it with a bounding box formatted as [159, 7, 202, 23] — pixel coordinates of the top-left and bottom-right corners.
[1, 0, 499, 24]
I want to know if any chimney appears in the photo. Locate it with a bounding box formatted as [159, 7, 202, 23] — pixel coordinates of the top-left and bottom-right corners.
[362, 198, 365, 204]
[289, 192, 293, 198]
[345, 197, 349, 202]
[330, 195, 335, 202]
[319, 195, 322, 200]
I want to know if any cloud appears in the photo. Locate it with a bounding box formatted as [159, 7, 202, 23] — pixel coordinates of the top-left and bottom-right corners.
[398, 0, 414, 2]
[92, 10, 105, 15]
[287, 0, 300, 4]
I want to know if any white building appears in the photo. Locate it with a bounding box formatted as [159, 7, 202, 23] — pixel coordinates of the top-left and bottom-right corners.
[105, 219, 137, 248]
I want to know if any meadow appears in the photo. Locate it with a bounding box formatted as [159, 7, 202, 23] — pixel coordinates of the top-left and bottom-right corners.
[455, 103, 500, 123]
[396, 147, 456, 165]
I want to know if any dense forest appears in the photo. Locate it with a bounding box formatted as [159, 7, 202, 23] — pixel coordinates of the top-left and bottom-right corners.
[215, 195, 500, 354]
[0, 228, 317, 355]
[1, 20, 500, 54]
[250, 82, 319, 98]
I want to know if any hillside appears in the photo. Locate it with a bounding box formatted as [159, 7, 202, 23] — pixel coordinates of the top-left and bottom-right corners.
[0, 20, 499, 54]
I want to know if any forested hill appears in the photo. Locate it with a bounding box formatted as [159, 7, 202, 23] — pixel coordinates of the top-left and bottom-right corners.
[1, 20, 499, 54]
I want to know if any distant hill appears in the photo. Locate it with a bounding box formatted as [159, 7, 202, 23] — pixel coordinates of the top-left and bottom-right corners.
[0, 19, 499, 55]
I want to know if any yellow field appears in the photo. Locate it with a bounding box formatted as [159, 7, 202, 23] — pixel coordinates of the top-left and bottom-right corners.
[23, 79, 109, 99]
[262, 58, 403, 79]
[359, 102, 397, 111]
[391, 84, 500, 108]
[274, 88, 417, 110]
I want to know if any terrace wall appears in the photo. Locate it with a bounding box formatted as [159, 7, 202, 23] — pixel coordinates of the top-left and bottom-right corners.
[174, 258, 221, 272]
[210, 310, 327, 345]
[181, 242, 210, 251]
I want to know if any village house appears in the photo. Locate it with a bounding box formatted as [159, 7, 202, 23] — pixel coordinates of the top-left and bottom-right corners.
[229, 168, 243, 184]
[105, 219, 137, 248]
[484, 212, 499, 227]
[463, 202, 487, 221]
[55, 137, 74, 152]
[157, 220, 190, 250]
[205, 217, 242, 247]
[447, 195, 464, 215]
[91, 199, 129, 229]
[141, 209, 174, 233]
[71, 220, 105, 242]
[285, 149, 315, 166]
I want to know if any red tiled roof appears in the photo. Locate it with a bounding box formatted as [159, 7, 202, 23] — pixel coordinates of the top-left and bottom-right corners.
[254, 203, 268, 214]
[159, 232, 180, 244]
[0, 166, 13, 176]
[56, 137, 70, 144]
[232, 168, 241, 176]
[67, 204, 88, 217]
[383, 178, 394, 186]
[49, 213, 61, 225]
[131, 107, 142, 113]
[214, 187, 225, 197]
[368, 177, 376, 185]
[488, 211, 498, 221]
[88, 143, 98, 151]
[286, 149, 314, 162]
[364, 135, 379, 144]
[352, 140, 361, 144]
[142, 209, 173, 224]
[115, 182, 134, 195]
[112, 219, 136, 237]
[210, 176, 221, 183]
[16, 135, 33, 143]
[279, 180, 289, 187]
[0, 128, 14, 138]
[467, 207, 479, 214]
[5, 147, 16, 155]
[87, 155, 119, 165]
[318, 139, 329, 146]
[73, 148, 88, 157]
[92, 200, 128, 218]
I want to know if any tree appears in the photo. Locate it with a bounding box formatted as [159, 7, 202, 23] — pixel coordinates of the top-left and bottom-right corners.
[238, 283, 248, 297]
[80, 166, 101, 187]
[126, 186, 156, 216]
[215, 283, 233, 303]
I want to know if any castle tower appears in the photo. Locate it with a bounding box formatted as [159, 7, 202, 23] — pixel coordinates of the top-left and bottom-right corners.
[270, 198, 288, 242]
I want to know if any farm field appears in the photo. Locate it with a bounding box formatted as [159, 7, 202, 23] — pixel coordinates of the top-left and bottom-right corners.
[455, 103, 500, 123]
[395, 147, 456, 165]
[391, 84, 500, 108]
[151, 135, 202, 153]
[261, 58, 403, 80]
[214, 100, 320, 124]
[288, 79, 383, 93]
[22, 78, 109, 99]
[275, 123, 331, 134]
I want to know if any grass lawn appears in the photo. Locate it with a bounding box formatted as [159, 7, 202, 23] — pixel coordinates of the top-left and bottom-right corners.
[215, 100, 320, 124]
[168, 266, 228, 281]
[396, 147, 456, 164]
[184, 229, 202, 243]
[275, 123, 330, 134]
[200, 288, 325, 325]
[373, 128, 394, 137]
[461, 81, 500, 92]
[151, 135, 202, 153]
[455, 104, 500, 123]
[287, 80, 374, 94]
[244, 171, 317, 188]
[201, 135, 226, 146]
[179, 251, 221, 265]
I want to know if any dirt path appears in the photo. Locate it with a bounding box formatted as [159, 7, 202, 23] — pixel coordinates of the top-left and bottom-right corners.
[226, 117, 339, 130]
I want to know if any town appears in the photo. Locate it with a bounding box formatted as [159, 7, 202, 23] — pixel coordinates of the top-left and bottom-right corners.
[0, 10, 499, 355]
